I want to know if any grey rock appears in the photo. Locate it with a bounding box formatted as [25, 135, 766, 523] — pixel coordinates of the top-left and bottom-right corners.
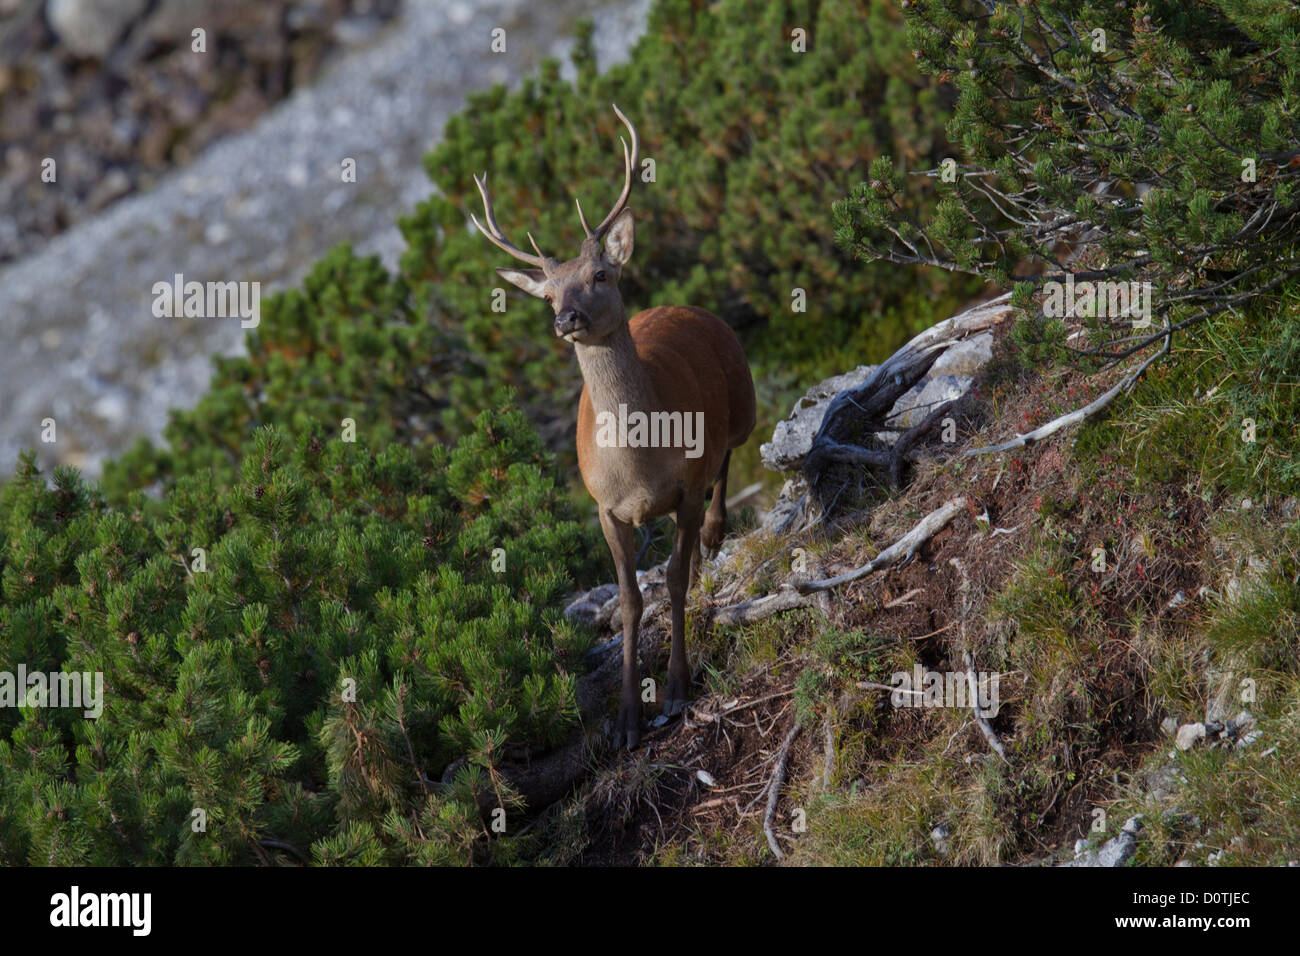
[930, 823, 950, 858]
[759, 477, 808, 533]
[594, 593, 622, 631]
[1225, 710, 1255, 736]
[758, 320, 998, 474]
[1175, 722, 1206, 751]
[47, 0, 150, 57]
[760, 364, 877, 472]
[562, 599, 602, 627]
[583, 633, 622, 660]
[930, 330, 993, 378]
[1060, 816, 1142, 867]
[890, 373, 972, 430]
[587, 583, 619, 607]
[1237, 730, 1262, 749]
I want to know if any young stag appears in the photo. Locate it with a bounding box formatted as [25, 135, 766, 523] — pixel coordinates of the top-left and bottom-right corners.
[472, 105, 755, 748]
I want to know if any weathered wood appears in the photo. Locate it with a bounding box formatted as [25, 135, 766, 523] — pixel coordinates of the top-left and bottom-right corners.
[801, 294, 1013, 506]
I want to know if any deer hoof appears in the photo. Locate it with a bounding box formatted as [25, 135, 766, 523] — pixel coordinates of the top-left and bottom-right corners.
[615, 704, 641, 750]
[663, 697, 689, 717]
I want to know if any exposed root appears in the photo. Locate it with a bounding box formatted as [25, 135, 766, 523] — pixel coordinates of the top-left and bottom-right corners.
[949, 557, 1008, 763]
[965, 327, 1171, 456]
[712, 586, 812, 625]
[763, 721, 802, 860]
[797, 497, 969, 593]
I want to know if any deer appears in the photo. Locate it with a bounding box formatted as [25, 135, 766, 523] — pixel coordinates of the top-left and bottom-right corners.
[471, 104, 756, 749]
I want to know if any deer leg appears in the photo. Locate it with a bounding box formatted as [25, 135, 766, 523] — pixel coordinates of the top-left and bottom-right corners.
[664, 495, 704, 717]
[700, 450, 731, 555]
[600, 509, 643, 750]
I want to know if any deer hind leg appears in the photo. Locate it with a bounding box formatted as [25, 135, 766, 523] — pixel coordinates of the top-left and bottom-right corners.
[600, 509, 643, 750]
[700, 450, 731, 556]
[664, 495, 704, 717]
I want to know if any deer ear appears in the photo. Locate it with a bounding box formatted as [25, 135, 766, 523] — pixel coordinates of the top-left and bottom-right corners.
[604, 208, 635, 266]
[495, 267, 548, 299]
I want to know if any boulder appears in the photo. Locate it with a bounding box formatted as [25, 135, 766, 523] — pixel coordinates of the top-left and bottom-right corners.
[761, 364, 877, 472]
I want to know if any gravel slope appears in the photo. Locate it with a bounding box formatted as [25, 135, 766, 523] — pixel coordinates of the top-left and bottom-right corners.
[0, 0, 650, 476]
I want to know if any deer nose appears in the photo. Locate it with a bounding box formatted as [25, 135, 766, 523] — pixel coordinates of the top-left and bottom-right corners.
[554, 309, 588, 337]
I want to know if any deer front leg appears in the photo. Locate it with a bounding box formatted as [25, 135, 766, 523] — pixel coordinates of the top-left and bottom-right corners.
[664, 495, 704, 717]
[600, 509, 643, 749]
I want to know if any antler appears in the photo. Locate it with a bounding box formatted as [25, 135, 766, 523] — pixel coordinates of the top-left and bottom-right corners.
[574, 103, 640, 244]
[470, 171, 551, 270]
[472, 104, 639, 266]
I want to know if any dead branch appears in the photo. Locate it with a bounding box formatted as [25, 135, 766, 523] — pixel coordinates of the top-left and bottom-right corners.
[964, 327, 1171, 456]
[964, 649, 1007, 763]
[948, 557, 1008, 763]
[884, 587, 925, 608]
[764, 721, 802, 860]
[725, 482, 763, 509]
[712, 586, 813, 625]
[797, 497, 969, 593]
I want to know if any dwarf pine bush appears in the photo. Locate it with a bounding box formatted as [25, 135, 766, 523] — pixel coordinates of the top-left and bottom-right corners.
[0, 411, 602, 865]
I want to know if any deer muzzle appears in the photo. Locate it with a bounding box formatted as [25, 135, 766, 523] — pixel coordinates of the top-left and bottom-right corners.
[554, 309, 589, 339]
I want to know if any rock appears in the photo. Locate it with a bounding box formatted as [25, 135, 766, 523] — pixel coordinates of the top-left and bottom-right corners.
[563, 599, 602, 627]
[889, 373, 973, 430]
[564, 582, 623, 628]
[930, 331, 993, 377]
[1226, 710, 1255, 736]
[761, 364, 878, 472]
[86, 167, 131, 211]
[594, 593, 622, 630]
[1160, 716, 1179, 736]
[1175, 722, 1207, 750]
[583, 634, 623, 660]
[930, 823, 950, 858]
[588, 583, 619, 607]
[1221, 552, 1269, 605]
[1060, 816, 1142, 867]
[47, 0, 150, 58]
[695, 770, 716, 787]
[760, 477, 808, 533]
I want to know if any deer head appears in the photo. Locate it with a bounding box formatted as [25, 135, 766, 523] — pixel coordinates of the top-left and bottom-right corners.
[471, 104, 639, 346]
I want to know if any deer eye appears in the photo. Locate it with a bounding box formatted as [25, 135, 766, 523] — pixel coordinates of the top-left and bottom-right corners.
[594, 270, 606, 283]
[544, 293, 553, 304]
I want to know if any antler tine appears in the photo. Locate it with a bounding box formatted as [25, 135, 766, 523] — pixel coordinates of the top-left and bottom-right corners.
[591, 103, 640, 241]
[574, 198, 594, 239]
[470, 171, 549, 269]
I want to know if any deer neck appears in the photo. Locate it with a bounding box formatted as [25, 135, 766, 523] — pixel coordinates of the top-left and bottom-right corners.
[574, 321, 658, 418]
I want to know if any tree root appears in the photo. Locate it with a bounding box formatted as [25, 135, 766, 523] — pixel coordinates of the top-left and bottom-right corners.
[797, 497, 968, 593]
[764, 721, 801, 860]
[964, 327, 1171, 456]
